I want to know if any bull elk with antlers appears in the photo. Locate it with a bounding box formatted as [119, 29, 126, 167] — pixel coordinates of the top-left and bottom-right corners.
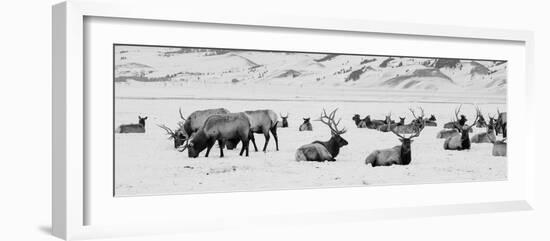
[365, 119, 425, 167]
[392, 107, 425, 134]
[295, 109, 348, 162]
[443, 106, 480, 150]
[179, 113, 251, 158]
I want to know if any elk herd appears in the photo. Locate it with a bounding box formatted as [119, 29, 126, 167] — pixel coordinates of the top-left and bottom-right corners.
[115, 103, 507, 168]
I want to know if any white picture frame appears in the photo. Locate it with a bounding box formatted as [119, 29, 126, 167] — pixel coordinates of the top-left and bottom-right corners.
[52, 0, 535, 240]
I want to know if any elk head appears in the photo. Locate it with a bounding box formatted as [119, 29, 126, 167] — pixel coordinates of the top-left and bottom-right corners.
[178, 131, 205, 158]
[158, 124, 187, 148]
[391, 118, 424, 164]
[398, 116, 405, 125]
[409, 106, 425, 126]
[138, 116, 148, 127]
[475, 108, 487, 127]
[453, 105, 479, 145]
[428, 114, 436, 121]
[318, 108, 348, 148]
[280, 112, 289, 127]
[303, 117, 311, 124]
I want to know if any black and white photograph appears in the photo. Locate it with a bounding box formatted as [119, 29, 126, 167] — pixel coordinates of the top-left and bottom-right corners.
[114, 44, 508, 196]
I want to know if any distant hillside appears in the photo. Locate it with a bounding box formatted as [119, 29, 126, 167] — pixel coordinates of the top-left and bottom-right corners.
[114, 45, 507, 94]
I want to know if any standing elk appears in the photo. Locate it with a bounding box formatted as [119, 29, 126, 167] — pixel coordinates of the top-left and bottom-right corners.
[295, 109, 348, 162]
[115, 116, 147, 133]
[181, 107, 230, 137]
[495, 109, 507, 138]
[365, 119, 425, 167]
[443, 106, 480, 150]
[299, 118, 313, 131]
[244, 109, 279, 152]
[277, 113, 289, 128]
[179, 113, 251, 158]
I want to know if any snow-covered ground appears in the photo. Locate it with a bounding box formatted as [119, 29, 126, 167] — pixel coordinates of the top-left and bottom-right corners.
[114, 87, 506, 196]
[114, 45, 507, 197]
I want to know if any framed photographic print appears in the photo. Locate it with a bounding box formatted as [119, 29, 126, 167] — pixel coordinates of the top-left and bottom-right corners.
[53, 0, 535, 240]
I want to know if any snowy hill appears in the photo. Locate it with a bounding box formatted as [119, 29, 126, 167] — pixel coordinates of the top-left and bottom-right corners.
[114, 45, 507, 94]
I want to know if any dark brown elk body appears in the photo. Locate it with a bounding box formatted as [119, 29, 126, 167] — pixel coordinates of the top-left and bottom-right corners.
[244, 110, 279, 152]
[495, 110, 507, 138]
[182, 108, 230, 137]
[363, 115, 386, 129]
[295, 109, 348, 162]
[299, 118, 313, 131]
[443, 106, 479, 150]
[365, 120, 424, 167]
[116, 116, 147, 133]
[180, 113, 251, 158]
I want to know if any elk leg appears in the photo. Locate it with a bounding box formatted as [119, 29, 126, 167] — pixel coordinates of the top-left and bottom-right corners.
[249, 132, 258, 152]
[262, 132, 270, 152]
[270, 126, 279, 151]
[218, 140, 224, 157]
[205, 140, 215, 157]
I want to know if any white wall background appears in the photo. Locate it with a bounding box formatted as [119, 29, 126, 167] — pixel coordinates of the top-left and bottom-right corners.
[0, 0, 548, 240]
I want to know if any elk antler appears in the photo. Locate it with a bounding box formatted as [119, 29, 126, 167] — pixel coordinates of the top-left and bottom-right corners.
[158, 124, 175, 137]
[179, 108, 186, 121]
[454, 104, 463, 123]
[467, 106, 481, 130]
[317, 108, 347, 135]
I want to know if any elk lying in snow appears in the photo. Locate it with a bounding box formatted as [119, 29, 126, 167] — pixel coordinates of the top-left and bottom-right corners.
[299, 118, 313, 131]
[352, 114, 368, 128]
[365, 120, 425, 167]
[436, 129, 459, 139]
[489, 135, 507, 157]
[116, 116, 147, 133]
[475, 110, 488, 128]
[276, 113, 289, 128]
[244, 109, 279, 152]
[443, 110, 467, 129]
[393, 108, 425, 134]
[179, 113, 251, 158]
[470, 116, 496, 143]
[295, 109, 348, 162]
[377, 114, 397, 132]
[363, 115, 386, 129]
[443, 106, 480, 150]
[423, 114, 437, 127]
